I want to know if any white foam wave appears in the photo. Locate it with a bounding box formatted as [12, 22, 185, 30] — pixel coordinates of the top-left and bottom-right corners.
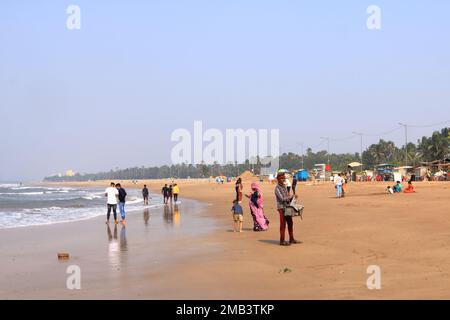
[0, 192, 44, 195]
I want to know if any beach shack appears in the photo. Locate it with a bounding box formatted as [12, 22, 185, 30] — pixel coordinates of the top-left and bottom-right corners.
[395, 166, 414, 181]
[375, 164, 396, 181]
[348, 162, 363, 181]
[313, 164, 328, 182]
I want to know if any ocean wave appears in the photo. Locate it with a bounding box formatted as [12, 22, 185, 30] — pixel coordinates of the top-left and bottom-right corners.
[10, 186, 43, 190]
[0, 192, 45, 195]
[126, 197, 144, 205]
[0, 183, 20, 188]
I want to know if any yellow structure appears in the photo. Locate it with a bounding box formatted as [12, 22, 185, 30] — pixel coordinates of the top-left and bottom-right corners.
[65, 169, 75, 177]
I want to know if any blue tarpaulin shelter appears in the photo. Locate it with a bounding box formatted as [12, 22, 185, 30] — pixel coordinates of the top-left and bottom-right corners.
[294, 169, 309, 181]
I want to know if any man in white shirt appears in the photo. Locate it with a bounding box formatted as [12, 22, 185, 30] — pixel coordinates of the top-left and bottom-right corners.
[105, 182, 119, 224]
[334, 174, 344, 198]
[284, 177, 292, 194]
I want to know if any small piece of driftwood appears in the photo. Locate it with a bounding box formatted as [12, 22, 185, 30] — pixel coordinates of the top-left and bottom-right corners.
[57, 252, 70, 260]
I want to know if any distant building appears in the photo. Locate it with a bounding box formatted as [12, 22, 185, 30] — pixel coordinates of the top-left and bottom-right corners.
[65, 169, 75, 177]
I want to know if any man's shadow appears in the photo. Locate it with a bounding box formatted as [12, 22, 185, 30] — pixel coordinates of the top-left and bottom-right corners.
[258, 240, 281, 246]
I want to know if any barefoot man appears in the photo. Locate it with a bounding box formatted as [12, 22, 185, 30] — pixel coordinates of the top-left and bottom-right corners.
[105, 182, 119, 224]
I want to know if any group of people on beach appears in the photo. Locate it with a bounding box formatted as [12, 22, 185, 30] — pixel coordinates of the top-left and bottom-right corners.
[161, 183, 180, 204]
[333, 173, 348, 198]
[387, 181, 415, 194]
[105, 182, 181, 224]
[232, 172, 302, 246]
[104, 182, 128, 225]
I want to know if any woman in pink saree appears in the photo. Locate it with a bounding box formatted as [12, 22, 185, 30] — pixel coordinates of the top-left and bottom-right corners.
[245, 182, 269, 231]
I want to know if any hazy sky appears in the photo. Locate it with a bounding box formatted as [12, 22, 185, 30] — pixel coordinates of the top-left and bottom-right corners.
[1, 0, 450, 181]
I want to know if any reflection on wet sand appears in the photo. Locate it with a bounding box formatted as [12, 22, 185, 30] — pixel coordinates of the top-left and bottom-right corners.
[163, 204, 173, 225]
[143, 208, 150, 225]
[173, 204, 181, 227]
[163, 204, 181, 227]
[107, 224, 127, 270]
[120, 226, 127, 252]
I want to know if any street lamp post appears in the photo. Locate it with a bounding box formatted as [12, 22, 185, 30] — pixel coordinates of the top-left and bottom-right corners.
[352, 132, 364, 170]
[320, 137, 330, 165]
[398, 123, 408, 166]
[298, 142, 304, 169]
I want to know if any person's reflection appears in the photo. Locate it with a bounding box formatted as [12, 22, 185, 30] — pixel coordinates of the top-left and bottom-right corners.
[107, 224, 119, 269]
[120, 225, 127, 252]
[163, 204, 173, 225]
[143, 208, 150, 226]
[173, 204, 181, 227]
[107, 223, 118, 241]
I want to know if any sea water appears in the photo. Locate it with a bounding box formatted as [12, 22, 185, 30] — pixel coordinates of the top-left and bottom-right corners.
[0, 183, 164, 229]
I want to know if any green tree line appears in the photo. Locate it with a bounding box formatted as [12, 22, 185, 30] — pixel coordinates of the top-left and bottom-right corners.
[44, 128, 449, 181]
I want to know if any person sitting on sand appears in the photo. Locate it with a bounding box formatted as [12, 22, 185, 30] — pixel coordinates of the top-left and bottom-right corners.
[275, 172, 301, 246]
[404, 181, 415, 193]
[231, 200, 244, 232]
[393, 181, 403, 193]
[245, 182, 269, 232]
[172, 183, 180, 202]
[142, 185, 149, 205]
[105, 182, 119, 224]
[387, 186, 394, 194]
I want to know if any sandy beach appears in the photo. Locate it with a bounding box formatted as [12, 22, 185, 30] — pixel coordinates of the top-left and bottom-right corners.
[1, 178, 450, 299]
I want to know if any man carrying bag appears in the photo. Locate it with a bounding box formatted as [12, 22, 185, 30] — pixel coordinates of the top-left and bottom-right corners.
[275, 172, 303, 246]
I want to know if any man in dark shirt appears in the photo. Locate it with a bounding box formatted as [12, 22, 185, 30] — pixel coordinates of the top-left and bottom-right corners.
[292, 176, 298, 195]
[162, 184, 169, 204]
[142, 185, 149, 205]
[115, 183, 127, 225]
[168, 185, 173, 203]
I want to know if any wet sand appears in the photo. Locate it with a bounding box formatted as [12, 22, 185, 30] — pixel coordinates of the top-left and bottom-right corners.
[2, 179, 450, 299]
[0, 198, 219, 299]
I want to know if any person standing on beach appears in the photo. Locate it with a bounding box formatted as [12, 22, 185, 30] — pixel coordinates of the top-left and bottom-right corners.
[235, 178, 243, 203]
[285, 176, 292, 194]
[245, 182, 269, 231]
[334, 173, 344, 198]
[172, 183, 180, 202]
[105, 182, 119, 224]
[231, 200, 244, 232]
[292, 176, 298, 195]
[275, 172, 301, 246]
[142, 185, 149, 205]
[162, 184, 169, 204]
[116, 183, 127, 225]
[168, 185, 173, 203]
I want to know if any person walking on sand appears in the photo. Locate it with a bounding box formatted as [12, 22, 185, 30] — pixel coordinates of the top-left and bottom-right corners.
[162, 184, 169, 204]
[116, 183, 127, 225]
[235, 178, 243, 203]
[172, 183, 180, 202]
[231, 200, 244, 232]
[105, 182, 119, 224]
[245, 182, 269, 231]
[142, 185, 149, 205]
[275, 172, 301, 246]
[334, 173, 344, 198]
